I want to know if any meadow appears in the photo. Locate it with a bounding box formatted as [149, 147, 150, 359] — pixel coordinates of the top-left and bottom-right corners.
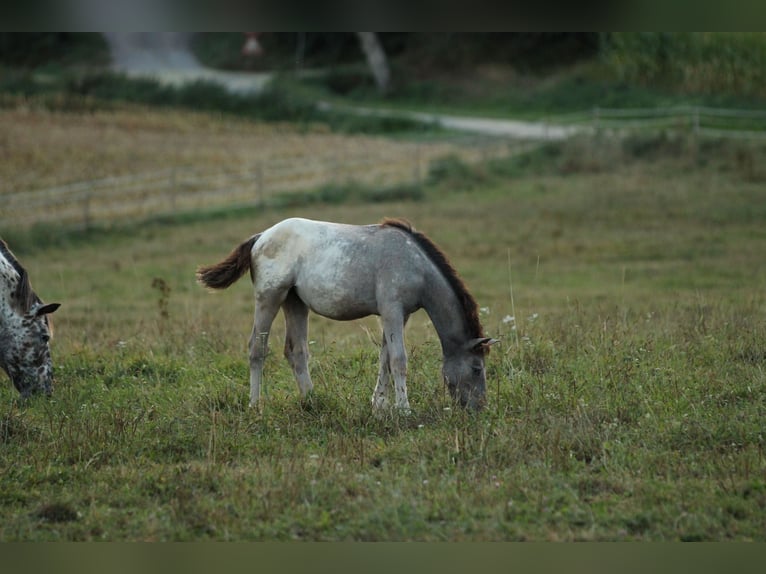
[1, 116, 766, 540]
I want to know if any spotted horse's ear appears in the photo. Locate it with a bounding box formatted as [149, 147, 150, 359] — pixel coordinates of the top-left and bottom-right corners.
[465, 337, 500, 354]
[35, 303, 61, 317]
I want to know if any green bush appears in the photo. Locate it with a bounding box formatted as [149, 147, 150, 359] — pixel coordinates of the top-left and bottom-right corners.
[427, 155, 485, 189]
[603, 33, 766, 98]
[621, 132, 685, 160]
[487, 143, 563, 178]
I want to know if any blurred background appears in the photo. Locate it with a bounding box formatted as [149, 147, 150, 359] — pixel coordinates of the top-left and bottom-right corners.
[2, 32, 766, 230]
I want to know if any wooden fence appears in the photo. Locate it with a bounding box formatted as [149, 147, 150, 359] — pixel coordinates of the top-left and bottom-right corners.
[0, 136, 518, 230]
[560, 105, 766, 139]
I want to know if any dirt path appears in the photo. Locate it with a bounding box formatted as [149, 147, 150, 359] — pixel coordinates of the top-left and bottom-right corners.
[318, 101, 580, 140]
[103, 33, 272, 95]
[103, 33, 577, 140]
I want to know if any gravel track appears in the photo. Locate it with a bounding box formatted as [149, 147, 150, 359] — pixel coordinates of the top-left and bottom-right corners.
[103, 33, 574, 139]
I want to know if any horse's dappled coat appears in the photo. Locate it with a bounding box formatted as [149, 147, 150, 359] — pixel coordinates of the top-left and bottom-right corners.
[197, 218, 496, 412]
[0, 239, 60, 396]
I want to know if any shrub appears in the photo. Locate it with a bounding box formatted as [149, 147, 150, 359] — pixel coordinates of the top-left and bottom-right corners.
[602, 32, 766, 98]
[427, 155, 484, 189]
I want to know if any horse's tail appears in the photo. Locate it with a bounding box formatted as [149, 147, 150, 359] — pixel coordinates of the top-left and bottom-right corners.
[196, 234, 260, 290]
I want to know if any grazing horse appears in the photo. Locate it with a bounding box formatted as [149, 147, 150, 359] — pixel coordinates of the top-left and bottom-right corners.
[0, 239, 60, 396]
[197, 217, 496, 412]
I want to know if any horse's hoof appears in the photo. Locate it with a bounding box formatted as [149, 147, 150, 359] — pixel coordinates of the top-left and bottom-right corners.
[371, 395, 389, 411]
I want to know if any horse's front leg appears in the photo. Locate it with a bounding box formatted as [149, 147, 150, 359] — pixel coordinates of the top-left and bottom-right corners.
[282, 290, 313, 397]
[380, 312, 410, 414]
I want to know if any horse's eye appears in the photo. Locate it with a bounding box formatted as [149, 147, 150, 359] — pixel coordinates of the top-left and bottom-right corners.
[472, 365, 483, 375]
[41, 333, 50, 344]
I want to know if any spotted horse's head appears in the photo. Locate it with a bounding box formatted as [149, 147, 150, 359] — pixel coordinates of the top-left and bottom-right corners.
[0, 239, 60, 397]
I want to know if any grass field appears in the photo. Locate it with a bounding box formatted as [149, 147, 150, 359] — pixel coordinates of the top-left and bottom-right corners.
[2, 120, 766, 540]
[0, 104, 450, 194]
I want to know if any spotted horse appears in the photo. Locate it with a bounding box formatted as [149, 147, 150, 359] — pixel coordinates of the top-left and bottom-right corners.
[0, 239, 60, 397]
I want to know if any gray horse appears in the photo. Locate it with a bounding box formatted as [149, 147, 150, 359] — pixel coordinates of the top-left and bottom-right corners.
[197, 218, 496, 412]
[0, 239, 60, 396]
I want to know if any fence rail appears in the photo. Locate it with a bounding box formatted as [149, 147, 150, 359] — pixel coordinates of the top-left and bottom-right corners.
[0, 135, 518, 230]
[563, 105, 766, 139]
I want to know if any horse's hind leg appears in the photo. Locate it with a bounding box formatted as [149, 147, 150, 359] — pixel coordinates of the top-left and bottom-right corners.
[371, 336, 391, 412]
[282, 289, 313, 397]
[248, 293, 282, 409]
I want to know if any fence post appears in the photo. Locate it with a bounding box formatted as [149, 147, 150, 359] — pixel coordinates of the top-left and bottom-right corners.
[255, 162, 264, 204]
[330, 155, 339, 186]
[82, 184, 92, 230]
[170, 168, 177, 212]
[690, 107, 700, 164]
[693, 107, 700, 136]
[413, 144, 421, 185]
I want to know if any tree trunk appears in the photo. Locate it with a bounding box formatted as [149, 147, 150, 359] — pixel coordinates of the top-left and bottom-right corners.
[356, 32, 390, 94]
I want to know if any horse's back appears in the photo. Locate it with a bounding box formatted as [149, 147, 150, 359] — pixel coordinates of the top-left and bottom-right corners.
[253, 218, 427, 320]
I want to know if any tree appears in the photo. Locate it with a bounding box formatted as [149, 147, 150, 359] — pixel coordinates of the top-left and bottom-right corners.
[356, 32, 390, 94]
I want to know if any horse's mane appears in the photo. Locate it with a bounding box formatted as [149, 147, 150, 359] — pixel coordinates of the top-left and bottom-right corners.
[381, 218, 484, 341]
[0, 238, 40, 313]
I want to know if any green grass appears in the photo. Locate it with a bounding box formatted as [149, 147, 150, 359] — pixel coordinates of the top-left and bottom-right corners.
[2, 134, 766, 540]
[295, 46, 766, 122]
[603, 33, 766, 99]
[299, 71, 705, 123]
[190, 33, 766, 117]
[0, 70, 439, 137]
[6, 33, 766, 130]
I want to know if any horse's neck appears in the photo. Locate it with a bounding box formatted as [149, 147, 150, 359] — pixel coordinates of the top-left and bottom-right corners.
[0, 295, 18, 371]
[421, 268, 468, 356]
[0, 293, 18, 331]
[0, 258, 18, 309]
[0, 266, 20, 340]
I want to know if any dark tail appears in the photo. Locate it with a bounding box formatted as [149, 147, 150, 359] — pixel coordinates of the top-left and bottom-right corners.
[196, 234, 259, 290]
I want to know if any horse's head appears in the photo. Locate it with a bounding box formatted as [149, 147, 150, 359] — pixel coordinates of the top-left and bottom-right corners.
[443, 337, 498, 410]
[0, 238, 60, 397]
[0, 300, 60, 397]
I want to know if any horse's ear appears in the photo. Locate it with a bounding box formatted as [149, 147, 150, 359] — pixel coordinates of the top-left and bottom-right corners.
[466, 337, 500, 353]
[35, 303, 61, 317]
